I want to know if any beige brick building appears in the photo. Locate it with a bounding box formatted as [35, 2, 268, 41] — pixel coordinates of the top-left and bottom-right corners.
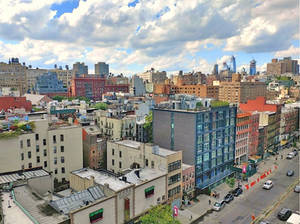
[107, 140, 182, 204]
[95, 110, 136, 141]
[218, 81, 266, 104]
[0, 118, 83, 184]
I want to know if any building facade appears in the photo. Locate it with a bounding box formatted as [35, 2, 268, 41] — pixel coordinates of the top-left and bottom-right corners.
[248, 113, 259, 156]
[153, 105, 237, 190]
[35, 72, 68, 96]
[218, 81, 266, 104]
[0, 96, 32, 112]
[130, 75, 146, 96]
[106, 140, 182, 205]
[0, 119, 83, 184]
[267, 57, 299, 75]
[138, 68, 167, 84]
[182, 163, 195, 199]
[95, 62, 109, 77]
[171, 84, 219, 99]
[249, 59, 256, 75]
[73, 62, 88, 77]
[235, 113, 250, 164]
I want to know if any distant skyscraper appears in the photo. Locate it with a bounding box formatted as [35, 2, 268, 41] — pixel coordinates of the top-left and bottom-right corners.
[250, 59, 256, 75]
[95, 62, 109, 78]
[230, 56, 236, 73]
[73, 62, 88, 77]
[212, 64, 218, 75]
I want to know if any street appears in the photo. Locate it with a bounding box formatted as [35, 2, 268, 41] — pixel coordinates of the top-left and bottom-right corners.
[197, 150, 299, 224]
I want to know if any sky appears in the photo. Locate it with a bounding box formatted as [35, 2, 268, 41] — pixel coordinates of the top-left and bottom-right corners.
[0, 0, 299, 75]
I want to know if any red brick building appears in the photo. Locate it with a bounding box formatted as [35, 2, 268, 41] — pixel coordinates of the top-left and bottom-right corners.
[248, 113, 259, 156]
[0, 96, 32, 112]
[69, 76, 129, 100]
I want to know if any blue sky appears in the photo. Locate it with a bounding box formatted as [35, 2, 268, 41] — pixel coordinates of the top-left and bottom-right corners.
[0, 0, 298, 75]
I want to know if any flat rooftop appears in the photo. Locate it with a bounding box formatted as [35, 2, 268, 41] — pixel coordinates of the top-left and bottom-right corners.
[72, 168, 132, 192]
[116, 140, 142, 149]
[1, 192, 33, 224]
[182, 163, 193, 170]
[123, 168, 166, 185]
[0, 168, 49, 185]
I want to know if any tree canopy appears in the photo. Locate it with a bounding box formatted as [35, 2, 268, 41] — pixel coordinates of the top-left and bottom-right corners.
[94, 102, 108, 110]
[139, 205, 181, 224]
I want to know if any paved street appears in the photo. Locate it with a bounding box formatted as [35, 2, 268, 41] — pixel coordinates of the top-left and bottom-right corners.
[196, 149, 299, 224]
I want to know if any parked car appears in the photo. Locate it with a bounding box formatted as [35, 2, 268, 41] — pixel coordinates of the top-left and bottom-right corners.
[287, 152, 294, 159]
[232, 187, 243, 197]
[294, 185, 300, 193]
[263, 180, 273, 190]
[277, 208, 292, 221]
[287, 170, 294, 176]
[292, 150, 298, 156]
[259, 221, 270, 224]
[212, 200, 226, 211]
[224, 193, 234, 203]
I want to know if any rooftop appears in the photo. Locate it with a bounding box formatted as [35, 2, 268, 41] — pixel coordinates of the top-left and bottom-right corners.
[122, 168, 166, 185]
[182, 163, 194, 170]
[83, 125, 101, 135]
[0, 168, 49, 185]
[116, 140, 142, 149]
[50, 186, 105, 215]
[71, 168, 132, 192]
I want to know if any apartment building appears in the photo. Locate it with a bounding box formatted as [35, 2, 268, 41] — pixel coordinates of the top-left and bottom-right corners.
[218, 81, 266, 104]
[95, 110, 136, 140]
[235, 112, 251, 164]
[0, 118, 83, 184]
[267, 57, 299, 75]
[182, 163, 195, 199]
[171, 84, 219, 99]
[153, 104, 237, 190]
[107, 140, 182, 206]
[280, 106, 299, 146]
[248, 113, 259, 156]
[0, 59, 27, 95]
[137, 68, 167, 84]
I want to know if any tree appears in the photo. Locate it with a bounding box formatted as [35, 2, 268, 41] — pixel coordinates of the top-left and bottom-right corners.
[94, 102, 108, 110]
[144, 112, 153, 143]
[226, 177, 236, 188]
[52, 95, 67, 102]
[139, 205, 181, 224]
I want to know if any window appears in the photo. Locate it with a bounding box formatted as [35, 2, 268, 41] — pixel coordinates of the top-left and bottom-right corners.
[35, 134, 39, 141]
[44, 161, 47, 168]
[27, 139, 31, 147]
[43, 139, 46, 146]
[151, 161, 155, 169]
[168, 185, 181, 198]
[60, 146, 64, 153]
[53, 146, 57, 153]
[119, 151, 122, 158]
[145, 159, 148, 167]
[21, 153, 24, 161]
[168, 173, 181, 186]
[60, 134, 64, 142]
[168, 160, 181, 172]
[28, 151, 31, 159]
[53, 135, 56, 144]
[43, 149, 47, 157]
[28, 163, 32, 169]
[145, 186, 155, 198]
[36, 156, 40, 163]
[36, 145, 40, 152]
[61, 167, 65, 173]
[112, 148, 114, 155]
[54, 157, 57, 165]
[21, 165, 25, 170]
[61, 156, 65, 163]
[89, 208, 103, 223]
[20, 140, 23, 149]
[119, 161, 122, 169]
[54, 169, 58, 174]
[112, 159, 115, 166]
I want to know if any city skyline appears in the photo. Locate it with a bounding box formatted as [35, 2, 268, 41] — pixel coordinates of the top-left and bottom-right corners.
[0, 0, 299, 75]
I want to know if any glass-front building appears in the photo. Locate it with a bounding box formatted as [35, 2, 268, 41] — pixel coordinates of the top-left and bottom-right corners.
[153, 105, 237, 190]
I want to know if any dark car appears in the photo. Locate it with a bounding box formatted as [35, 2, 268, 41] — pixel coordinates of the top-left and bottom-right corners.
[232, 187, 243, 197]
[287, 170, 294, 176]
[224, 193, 234, 203]
[293, 150, 298, 156]
[277, 208, 292, 221]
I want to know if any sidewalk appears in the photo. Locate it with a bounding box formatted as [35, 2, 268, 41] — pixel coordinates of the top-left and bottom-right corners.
[177, 146, 293, 224]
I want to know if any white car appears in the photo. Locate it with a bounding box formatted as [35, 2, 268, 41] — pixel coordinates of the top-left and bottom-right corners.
[212, 200, 226, 211]
[263, 180, 273, 190]
[287, 152, 294, 159]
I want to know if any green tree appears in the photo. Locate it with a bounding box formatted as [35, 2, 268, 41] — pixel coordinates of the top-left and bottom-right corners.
[196, 102, 203, 108]
[139, 205, 181, 224]
[52, 95, 67, 102]
[94, 102, 108, 110]
[226, 177, 236, 188]
[144, 112, 153, 143]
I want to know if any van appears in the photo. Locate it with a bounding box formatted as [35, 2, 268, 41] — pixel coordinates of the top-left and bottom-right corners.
[286, 213, 300, 224]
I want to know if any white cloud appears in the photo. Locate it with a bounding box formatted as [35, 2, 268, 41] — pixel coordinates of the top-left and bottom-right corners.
[274, 45, 300, 58]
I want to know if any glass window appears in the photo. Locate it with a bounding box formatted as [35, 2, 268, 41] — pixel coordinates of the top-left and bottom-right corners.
[37, 156, 40, 163]
[35, 134, 39, 141]
[53, 135, 56, 144]
[61, 167, 65, 173]
[27, 139, 31, 147]
[204, 153, 209, 161]
[36, 145, 39, 152]
[211, 151, 216, 158]
[196, 155, 202, 164]
[151, 161, 154, 168]
[112, 149, 114, 155]
[44, 161, 47, 168]
[20, 140, 23, 149]
[28, 163, 32, 169]
[55, 169, 58, 174]
[61, 156, 65, 163]
[119, 162, 122, 168]
[54, 157, 57, 165]
[60, 134, 64, 142]
[53, 146, 57, 154]
[112, 159, 115, 166]
[119, 151, 122, 158]
[28, 151, 31, 159]
[61, 146, 64, 152]
[43, 149, 47, 157]
[21, 153, 24, 160]
[43, 139, 46, 146]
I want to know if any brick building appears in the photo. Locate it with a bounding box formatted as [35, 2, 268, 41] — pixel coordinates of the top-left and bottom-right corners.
[248, 113, 259, 156]
[171, 84, 219, 99]
[0, 96, 32, 112]
[267, 57, 299, 75]
[69, 76, 129, 100]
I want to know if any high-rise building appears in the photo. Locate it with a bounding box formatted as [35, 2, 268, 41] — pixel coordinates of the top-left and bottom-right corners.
[137, 68, 167, 83]
[95, 62, 109, 77]
[249, 59, 256, 75]
[153, 104, 237, 190]
[131, 75, 146, 96]
[72, 62, 88, 77]
[230, 56, 236, 73]
[212, 64, 218, 75]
